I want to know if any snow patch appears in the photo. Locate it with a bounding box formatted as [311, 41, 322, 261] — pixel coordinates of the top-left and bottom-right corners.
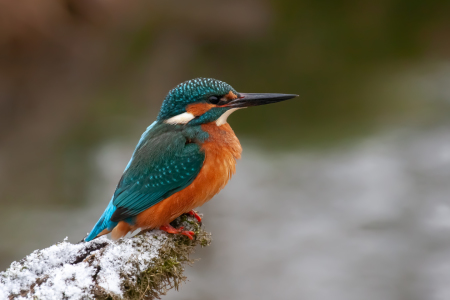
[0, 232, 167, 299]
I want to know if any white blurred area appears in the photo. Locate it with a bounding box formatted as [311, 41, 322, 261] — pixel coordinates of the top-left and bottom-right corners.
[160, 125, 450, 300]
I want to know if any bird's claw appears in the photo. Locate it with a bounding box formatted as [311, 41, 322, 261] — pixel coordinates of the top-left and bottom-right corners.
[187, 210, 202, 223]
[180, 230, 195, 240]
[159, 224, 195, 240]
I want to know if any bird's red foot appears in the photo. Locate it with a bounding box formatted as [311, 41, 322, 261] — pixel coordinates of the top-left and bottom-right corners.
[187, 210, 202, 223]
[159, 224, 195, 240]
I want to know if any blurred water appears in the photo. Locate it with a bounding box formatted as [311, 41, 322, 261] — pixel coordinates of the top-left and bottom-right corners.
[2, 122, 449, 300]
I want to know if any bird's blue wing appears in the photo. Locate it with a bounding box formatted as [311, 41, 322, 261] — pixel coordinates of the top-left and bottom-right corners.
[110, 132, 205, 221]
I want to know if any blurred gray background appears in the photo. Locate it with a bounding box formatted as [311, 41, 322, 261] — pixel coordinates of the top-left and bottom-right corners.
[1, 1, 450, 299]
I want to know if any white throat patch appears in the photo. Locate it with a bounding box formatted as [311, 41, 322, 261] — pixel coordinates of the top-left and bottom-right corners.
[216, 108, 241, 126]
[164, 112, 195, 125]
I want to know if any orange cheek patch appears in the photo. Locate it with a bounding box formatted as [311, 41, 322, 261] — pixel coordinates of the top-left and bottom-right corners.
[187, 103, 216, 116]
[225, 91, 238, 100]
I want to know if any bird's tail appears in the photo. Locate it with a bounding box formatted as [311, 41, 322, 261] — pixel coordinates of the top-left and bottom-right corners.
[84, 198, 118, 242]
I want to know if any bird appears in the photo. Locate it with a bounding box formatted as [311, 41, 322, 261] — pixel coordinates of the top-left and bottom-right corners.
[84, 78, 297, 241]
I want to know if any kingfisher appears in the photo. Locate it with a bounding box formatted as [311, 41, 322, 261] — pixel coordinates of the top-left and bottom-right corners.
[84, 78, 297, 241]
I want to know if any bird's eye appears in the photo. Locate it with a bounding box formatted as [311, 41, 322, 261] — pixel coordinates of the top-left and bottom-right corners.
[208, 96, 220, 104]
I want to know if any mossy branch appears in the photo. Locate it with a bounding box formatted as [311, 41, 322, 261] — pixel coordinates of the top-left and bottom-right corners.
[1, 214, 211, 300]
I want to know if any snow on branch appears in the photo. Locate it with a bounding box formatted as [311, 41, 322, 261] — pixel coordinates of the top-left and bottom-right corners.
[1, 215, 210, 300]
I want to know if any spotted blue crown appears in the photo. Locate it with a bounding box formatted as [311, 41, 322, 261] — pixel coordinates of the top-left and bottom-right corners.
[157, 78, 238, 120]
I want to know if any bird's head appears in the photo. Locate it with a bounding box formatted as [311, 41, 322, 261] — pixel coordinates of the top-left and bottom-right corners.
[157, 78, 297, 126]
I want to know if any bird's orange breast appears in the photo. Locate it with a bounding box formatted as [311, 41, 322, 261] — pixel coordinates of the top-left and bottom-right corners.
[133, 122, 242, 229]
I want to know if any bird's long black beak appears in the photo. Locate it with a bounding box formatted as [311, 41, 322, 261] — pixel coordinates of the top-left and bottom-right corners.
[225, 93, 298, 108]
